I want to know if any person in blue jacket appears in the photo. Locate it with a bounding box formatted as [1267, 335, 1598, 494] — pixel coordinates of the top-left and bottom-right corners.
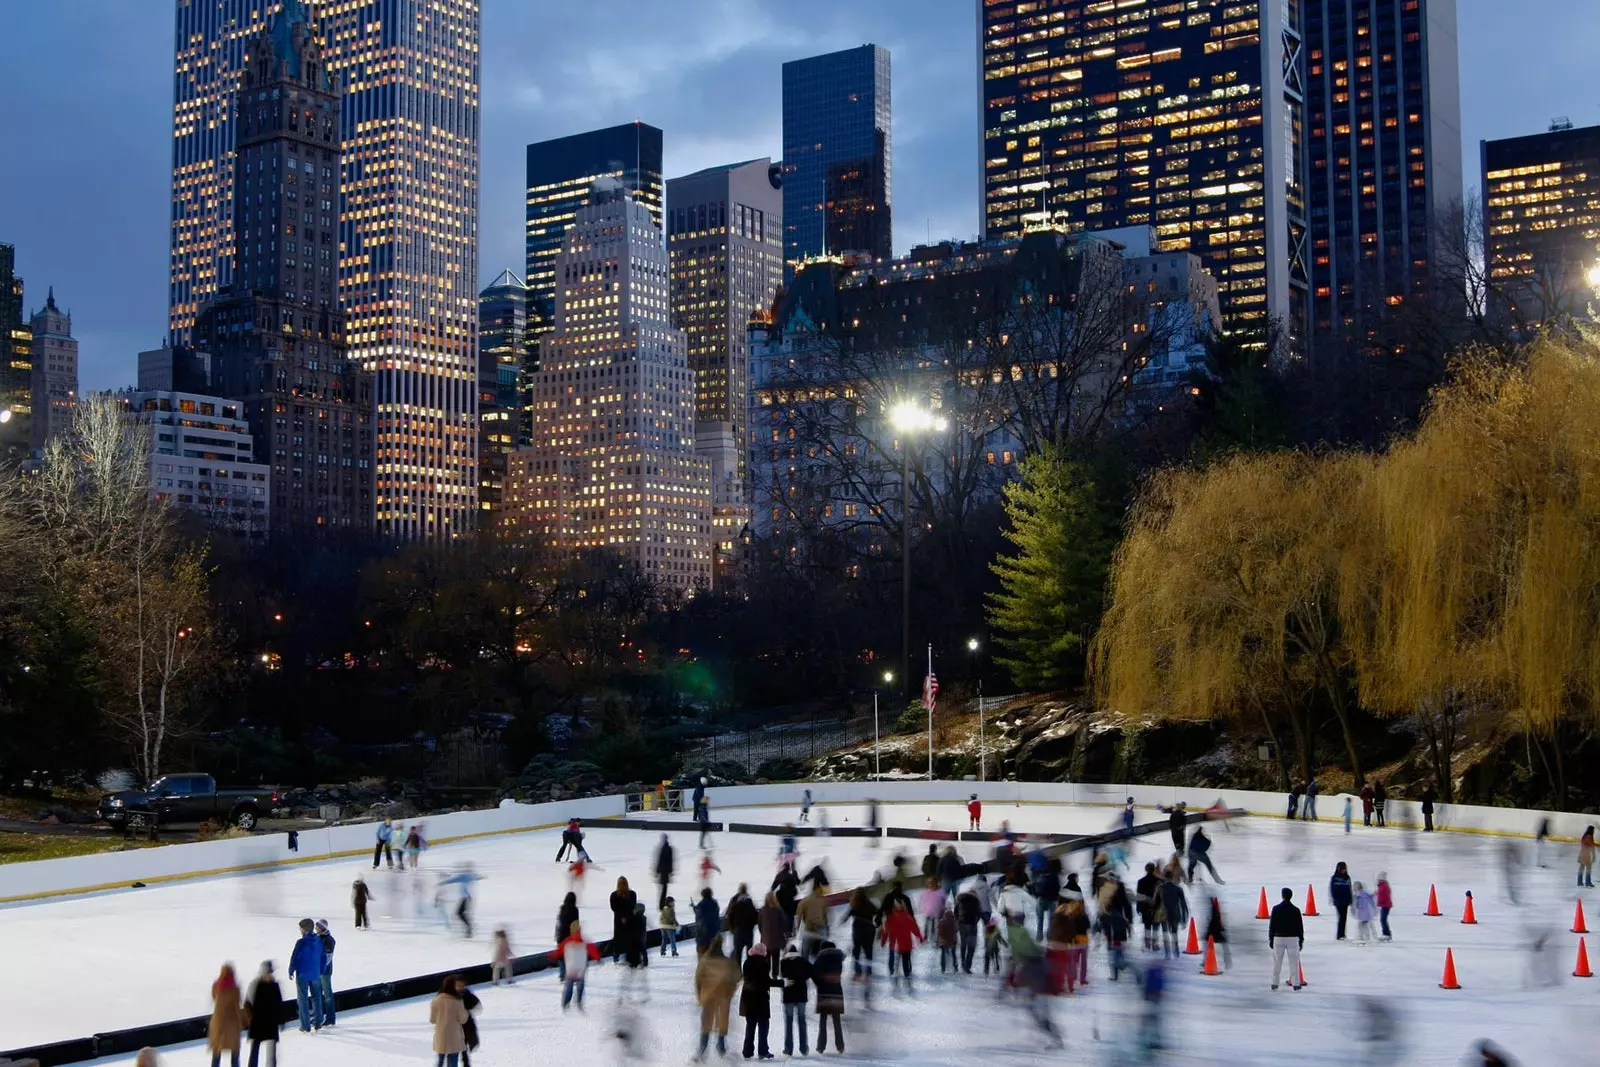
[373, 817, 394, 869]
[287, 918, 326, 1031]
[1328, 861, 1354, 940]
[695, 886, 723, 954]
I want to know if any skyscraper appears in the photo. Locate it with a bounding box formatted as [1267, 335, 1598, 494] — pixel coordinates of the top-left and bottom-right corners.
[0, 243, 30, 460]
[195, 0, 374, 534]
[1303, 0, 1461, 341]
[477, 269, 528, 514]
[979, 0, 1309, 348]
[525, 122, 664, 342]
[508, 183, 712, 590]
[28, 289, 77, 452]
[1482, 120, 1600, 324]
[666, 158, 784, 572]
[782, 44, 892, 273]
[168, 0, 481, 540]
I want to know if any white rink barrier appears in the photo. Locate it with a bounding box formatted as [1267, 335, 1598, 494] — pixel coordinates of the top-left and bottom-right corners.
[1, 779, 1590, 904]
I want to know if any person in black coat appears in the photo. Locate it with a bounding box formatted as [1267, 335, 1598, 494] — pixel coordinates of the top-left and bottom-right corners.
[1157, 873, 1188, 959]
[727, 884, 760, 967]
[955, 886, 983, 973]
[456, 977, 481, 1067]
[245, 960, 284, 1066]
[740, 944, 773, 1059]
[1268, 888, 1305, 990]
[921, 845, 939, 882]
[847, 888, 878, 977]
[811, 940, 846, 1054]
[1159, 802, 1188, 853]
[1134, 862, 1161, 952]
[694, 887, 723, 954]
[1372, 781, 1388, 827]
[936, 847, 964, 896]
[1186, 826, 1224, 884]
[778, 943, 811, 1056]
[609, 877, 639, 962]
[655, 834, 675, 910]
[1421, 786, 1437, 832]
[1328, 861, 1354, 940]
[771, 867, 801, 933]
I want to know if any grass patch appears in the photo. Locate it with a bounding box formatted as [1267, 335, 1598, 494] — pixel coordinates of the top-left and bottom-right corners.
[0, 833, 155, 864]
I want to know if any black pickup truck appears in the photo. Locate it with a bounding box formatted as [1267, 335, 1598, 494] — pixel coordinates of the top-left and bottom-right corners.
[98, 773, 279, 831]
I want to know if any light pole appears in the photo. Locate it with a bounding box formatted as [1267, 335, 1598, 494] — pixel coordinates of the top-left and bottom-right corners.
[888, 400, 947, 704]
[967, 636, 985, 782]
[874, 670, 893, 780]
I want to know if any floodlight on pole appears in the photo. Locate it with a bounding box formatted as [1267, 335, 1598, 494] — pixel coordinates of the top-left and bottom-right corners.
[889, 399, 947, 707]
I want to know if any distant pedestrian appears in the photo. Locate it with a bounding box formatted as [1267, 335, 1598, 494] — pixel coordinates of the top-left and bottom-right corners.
[1268, 888, 1304, 991]
[243, 961, 283, 1067]
[1303, 779, 1319, 821]
[1373, 781, 1388, 827]
[1343, 796, 1353, 834]
[351, 877, 373, 929]
[799, 788, 812, 824]
[1534, 817, 1551, 868]
[207, 963, 244, 1067]
[1287, 782, 1301, 820]
[1579, 826, 1596, 888]
[1421, 786, 1437, 832]
[1329, 862, 1353, 940]
[1360, 784, 1375, 827]
[654, 833, 675, 910]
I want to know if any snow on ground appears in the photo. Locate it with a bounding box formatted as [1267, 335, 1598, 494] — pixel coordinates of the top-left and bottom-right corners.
[6, 797, 1595, 1065]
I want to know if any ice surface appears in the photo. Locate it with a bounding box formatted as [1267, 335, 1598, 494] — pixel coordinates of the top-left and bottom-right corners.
[5, 797, 1595, 1066]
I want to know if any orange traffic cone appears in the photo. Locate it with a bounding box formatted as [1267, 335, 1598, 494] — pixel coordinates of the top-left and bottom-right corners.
[1575, 937, 1594, 978]
[1425, 884, 1442, 916]
[1574, 899, 1590, 934]
[1304, 884, 1320, 917]
[1297, 960, 1308, 987]
[1439, 947, 1461, 989]
[1184, 917, 1201, 955]
[1460, 891, 1477, 925]
[1257, 887, 1271, 919]
[1201, 936, 1221, 975]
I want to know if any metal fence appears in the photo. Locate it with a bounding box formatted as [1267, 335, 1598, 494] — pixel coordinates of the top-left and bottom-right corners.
[679, 715, 874, 776]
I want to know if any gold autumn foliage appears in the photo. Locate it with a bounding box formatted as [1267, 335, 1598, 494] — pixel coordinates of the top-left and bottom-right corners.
[1093, 337, 1600, 789]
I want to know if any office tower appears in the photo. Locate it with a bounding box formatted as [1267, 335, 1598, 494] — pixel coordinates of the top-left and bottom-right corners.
[28, 289, 78, 452]
[667, 158, 784, 573]
[477, 269, 528, 514]
[510, 182, 712, 590]
[0, 243, 30, 460]
[782, 44, 892, 272]
[1482, 121, 1600, 323]
[979, 0, 1309, 349]
[195, 0, 374, 534]
[131, 389, 272, 537]
[525, 122, 664, 342]
[1304, 0, 1461, 341]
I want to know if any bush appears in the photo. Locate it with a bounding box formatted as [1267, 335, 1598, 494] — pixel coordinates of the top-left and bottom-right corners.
[893, 701, 928, 735]
[756, 757, 805, 781]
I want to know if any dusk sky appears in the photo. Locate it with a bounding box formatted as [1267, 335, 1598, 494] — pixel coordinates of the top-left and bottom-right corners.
[0, 0, 1596, 393]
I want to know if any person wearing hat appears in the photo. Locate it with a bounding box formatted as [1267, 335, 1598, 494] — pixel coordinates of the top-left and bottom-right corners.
[314, 920, 337, 1026]
[287, 918, 326, 1031]
[244, 960, 284, 1067]
[740, 942, 773, 1059]
[967, 795, 982, 831]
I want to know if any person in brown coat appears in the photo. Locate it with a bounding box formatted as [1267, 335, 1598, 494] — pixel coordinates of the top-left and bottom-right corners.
[796, 883, 831, 960]
[693, 940, 741, 1062]
[758, 892, 789, 979]
[430, 974, 469, 1067]
[208, 962, 244, 1067]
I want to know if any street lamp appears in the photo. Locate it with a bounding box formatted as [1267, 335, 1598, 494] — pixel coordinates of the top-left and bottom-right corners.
[966, 637, 985, 782]
[873, 670, 894, 780]
[888, 400, 948, 704]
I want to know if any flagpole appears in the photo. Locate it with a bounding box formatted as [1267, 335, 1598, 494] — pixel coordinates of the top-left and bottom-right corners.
[926, 642, 934, 780]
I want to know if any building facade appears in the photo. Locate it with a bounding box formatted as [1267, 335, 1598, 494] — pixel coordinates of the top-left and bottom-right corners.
[666, 158, 785, 571]
[782, 45, 892, 274]
[1303, 0, 1461, 342]
[130, 389, 272, 537]
[195, 0, 374, 535]
[1482, 121, 1600, 324]
[28, 289, 77, 452]
[509, 184, 712, 590]
[979, 0, 1309, 351]
[477, 269, 528, 514]
[525, 122, 664, 343]
[0, 243, 30, 461]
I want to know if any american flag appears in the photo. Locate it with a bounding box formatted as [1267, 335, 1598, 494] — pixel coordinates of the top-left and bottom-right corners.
[922, 672, 939, 711]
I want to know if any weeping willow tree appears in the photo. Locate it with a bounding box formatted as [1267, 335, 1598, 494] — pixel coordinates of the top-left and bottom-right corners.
[1091, 451, 1372, 786]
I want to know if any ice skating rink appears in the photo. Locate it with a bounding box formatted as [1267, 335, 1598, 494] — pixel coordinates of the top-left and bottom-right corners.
[4, 798, 1593, 1065]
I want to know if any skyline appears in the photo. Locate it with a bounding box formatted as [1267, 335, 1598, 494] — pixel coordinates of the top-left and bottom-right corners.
[0, 0, 1596, 394]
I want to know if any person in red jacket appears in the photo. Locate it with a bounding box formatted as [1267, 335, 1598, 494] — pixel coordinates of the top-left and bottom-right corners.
[967, 795, 982, 831]
[551, 922, 601, 1011]
[879, 899, 925, 989]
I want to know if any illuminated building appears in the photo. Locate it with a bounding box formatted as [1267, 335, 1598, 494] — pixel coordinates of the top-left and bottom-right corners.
[666, 158, 784, 576]
[1304, 0, 1461, 339]
[979, 0, 1309, 350]
[128, 389, 272, 538]
[782, 45, 892, 274]
[525, 122, 664, 343]
[477, 269, 528, 513]
[195, 0, 374, 535]
[1482, 120, 1600, 324]
[0, 243, 30, 461]
[510, 182, 713, 591]
[28, 289, 78, 452]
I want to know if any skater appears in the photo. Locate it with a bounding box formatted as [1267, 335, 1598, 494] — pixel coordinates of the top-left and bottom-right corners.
[1421, 785, 1437, 832]
[1204, 893, 1231, 970]
[660, 896, 681, 958]
[727, 883, 760, 967]
[1472, 1039, 1522, 1067]
[490, 928, 513, 985]
[772, 864, 801, 933]
[777, 827, 799, 873]
[799, 788, 812, 824]
[921, 843, 940, 882]
[1330, 861, 1353, 940]
[1304, 778, 1319, 821]
[699, 852, 722, 888]
[1360, 784, 1375, 826]
[867, 797, 880, 846]
[938, 844, 964, 897]
[694, 778, 713, 849]
[758, 892, 788, 977]
[314, 920, 337, 1026]
[1158, 872, 1188, 960]
[1058, 897, 1091, 991]
[1353, 881, 1377, 942]
[694, 887, 723, 955]
[1376, 872, 1393, 940]
[610, 877, 639, 963]
[796, 882, 830, 961]
[968, 793, 982, 831]
[556, 818, 580, 862]
[567, 855, 593, 900]
[936, 902, 959, 973]
[243, 961, 283, 1067]
[847, 887, 878, 977]
[352, 877, 373, 929]
[956, 883, 982, 973]
[1373, 780, 1388, 826]
[880, 897, 924, 988]
[404, 823, 427, 869]
[1101, 877, 1134, 979]
[1122, 796, 1136, 834]
[374, 817, 395, 869]
[287, 918, 326, 1032]
[983, 915, 1006, 974]
[654, 833, 674, 910]
[693, 941, 740, 1062]
[691, 776, 708, 821]
[556, 891, 580, 953]
[553, 921, 599, 1009]
[208, 963, 244, 1067]
[1580, 825, 1596, 888]
[1343, 795, 1354, 834]
[429, 975, 468, 1067]
[1135, 862, 1161, 952]
[1185, 825, 1224, 884]
[1031, 857, 1061, 940]
[1534, 816, 1551, 868]
[921, 876, 948, 941]
[1501, 838, 1524, 904]
[812, 940, 846, 1053]
[1287, 782, 1301, 820]
[1268, 888, 1305, 990]
[1159, 801, 1187, 854]
[623, 902, 651, 1002]
[447, 865, 481, 939]
[779, 943, 811, 1056]
[740, 943, 773, 1059]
